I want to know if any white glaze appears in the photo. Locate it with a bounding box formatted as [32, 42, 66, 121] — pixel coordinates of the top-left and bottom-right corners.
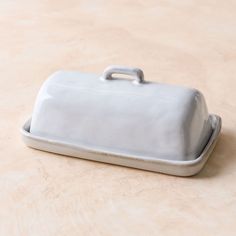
[29, 66, 214, 162]
[22, 114, 221, 176]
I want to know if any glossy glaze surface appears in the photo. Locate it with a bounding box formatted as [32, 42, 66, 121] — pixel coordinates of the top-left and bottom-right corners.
[30, 68, 212, 161]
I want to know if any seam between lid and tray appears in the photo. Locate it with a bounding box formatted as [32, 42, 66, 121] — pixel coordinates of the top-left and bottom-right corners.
[21, 114, 221, 167]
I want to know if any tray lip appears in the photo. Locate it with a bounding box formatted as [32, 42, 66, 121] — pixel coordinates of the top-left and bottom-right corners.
[21, 114, 221, 168]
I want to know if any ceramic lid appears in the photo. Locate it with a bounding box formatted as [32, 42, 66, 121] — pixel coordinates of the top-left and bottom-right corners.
[30, 66, 213, 161]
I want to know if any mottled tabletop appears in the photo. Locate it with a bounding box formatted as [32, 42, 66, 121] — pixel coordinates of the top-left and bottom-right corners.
[0, 1, 235, 235]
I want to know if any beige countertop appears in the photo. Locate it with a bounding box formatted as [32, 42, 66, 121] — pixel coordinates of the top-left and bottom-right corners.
[0, 1, 236, 235]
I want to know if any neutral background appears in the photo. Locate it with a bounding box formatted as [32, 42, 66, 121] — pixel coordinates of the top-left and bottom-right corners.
[0, 0, 236, 235]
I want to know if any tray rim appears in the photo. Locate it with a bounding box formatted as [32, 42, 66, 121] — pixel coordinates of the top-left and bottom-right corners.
[20, 114, 221, 176]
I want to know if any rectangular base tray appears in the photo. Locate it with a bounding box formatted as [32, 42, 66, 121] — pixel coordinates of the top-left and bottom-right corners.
[21, 114, 221, 176]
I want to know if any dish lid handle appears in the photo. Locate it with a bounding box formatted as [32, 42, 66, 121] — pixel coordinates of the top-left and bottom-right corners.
[101, 65, 145, 84]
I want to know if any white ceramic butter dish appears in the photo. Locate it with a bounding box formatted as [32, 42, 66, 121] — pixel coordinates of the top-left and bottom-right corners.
[21, 66, 221, 176]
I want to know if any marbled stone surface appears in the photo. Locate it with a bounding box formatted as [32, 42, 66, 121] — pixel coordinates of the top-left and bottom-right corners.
[0, 1, 235, 235]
